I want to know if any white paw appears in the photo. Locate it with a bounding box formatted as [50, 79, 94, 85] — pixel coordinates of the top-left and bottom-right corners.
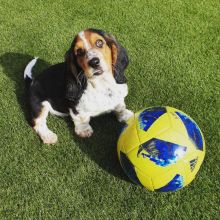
[117, 109, 134, 122]
[75, 125, 93, 138]
[41, 130, 58, 144]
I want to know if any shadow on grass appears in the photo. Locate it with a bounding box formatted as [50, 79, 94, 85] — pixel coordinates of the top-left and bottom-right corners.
[0, 52, 50, 124]
[0, 52, 129, 182]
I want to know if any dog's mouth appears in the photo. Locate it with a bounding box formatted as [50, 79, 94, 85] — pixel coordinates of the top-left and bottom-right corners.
[93, 69, 103, 76]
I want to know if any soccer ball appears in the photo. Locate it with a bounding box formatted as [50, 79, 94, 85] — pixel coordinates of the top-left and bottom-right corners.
[117, 106, 205, 192]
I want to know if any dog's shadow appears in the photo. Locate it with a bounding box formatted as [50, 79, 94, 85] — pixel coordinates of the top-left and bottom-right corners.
[0, 52, 129, 181]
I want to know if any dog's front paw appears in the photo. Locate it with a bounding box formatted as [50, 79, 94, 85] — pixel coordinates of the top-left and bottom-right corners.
[117, 109, 134, 123]
[75, 124, 93, 138]
[41, 130, 58, 144]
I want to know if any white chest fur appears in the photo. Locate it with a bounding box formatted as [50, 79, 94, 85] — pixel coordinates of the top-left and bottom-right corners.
[76, 74, 128, 117]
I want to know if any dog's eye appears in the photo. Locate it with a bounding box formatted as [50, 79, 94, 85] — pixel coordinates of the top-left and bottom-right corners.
[96, 39, 103, 48]
[76, 48, 85, 56]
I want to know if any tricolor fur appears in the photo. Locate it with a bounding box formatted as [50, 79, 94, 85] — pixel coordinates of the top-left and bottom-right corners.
[24, 28, 133, 144]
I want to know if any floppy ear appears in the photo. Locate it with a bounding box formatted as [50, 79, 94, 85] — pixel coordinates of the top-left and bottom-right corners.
[65, 49, 77, 76]
[105, 34, 129, 84]
[64, 49, 87, 103]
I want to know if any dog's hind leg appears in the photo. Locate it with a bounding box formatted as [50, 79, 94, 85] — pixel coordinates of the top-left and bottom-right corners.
[32, 101, 58, 144]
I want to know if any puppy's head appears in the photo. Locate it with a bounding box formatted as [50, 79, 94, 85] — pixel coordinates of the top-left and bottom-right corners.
[65, 28, 129, 84]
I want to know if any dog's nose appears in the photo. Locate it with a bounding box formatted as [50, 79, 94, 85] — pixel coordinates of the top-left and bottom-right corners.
[88, 57, 100, 68]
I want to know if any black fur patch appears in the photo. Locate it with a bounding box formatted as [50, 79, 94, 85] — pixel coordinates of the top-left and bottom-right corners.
[26, 60, 87, 123]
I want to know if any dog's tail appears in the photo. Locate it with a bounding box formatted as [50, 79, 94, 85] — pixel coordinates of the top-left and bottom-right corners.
[24, 57, 38, 88]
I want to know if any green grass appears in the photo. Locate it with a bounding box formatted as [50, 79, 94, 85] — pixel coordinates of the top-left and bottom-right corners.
[0, 0, 220, 219]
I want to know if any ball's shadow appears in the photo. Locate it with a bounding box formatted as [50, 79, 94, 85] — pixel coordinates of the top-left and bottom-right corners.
[0, 52, 129, 181]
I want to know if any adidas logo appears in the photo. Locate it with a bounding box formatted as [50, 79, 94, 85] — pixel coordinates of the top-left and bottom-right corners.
[190, 157, 198, 171]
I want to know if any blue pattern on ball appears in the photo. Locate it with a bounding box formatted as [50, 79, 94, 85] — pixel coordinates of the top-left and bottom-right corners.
[176, 112, 203, 151]
[156, 174, 184, 192]
[139, 107, 166, 131]
[137, 138, 187, 166]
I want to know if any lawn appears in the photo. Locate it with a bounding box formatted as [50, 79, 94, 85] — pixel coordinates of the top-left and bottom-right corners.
[0, 0, 219, 219]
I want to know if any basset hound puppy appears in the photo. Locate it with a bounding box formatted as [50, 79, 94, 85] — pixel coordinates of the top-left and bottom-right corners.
[24, 28, 133, 144]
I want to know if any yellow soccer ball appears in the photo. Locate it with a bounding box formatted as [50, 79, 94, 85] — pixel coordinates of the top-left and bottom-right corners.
[117, 106, 205, 192]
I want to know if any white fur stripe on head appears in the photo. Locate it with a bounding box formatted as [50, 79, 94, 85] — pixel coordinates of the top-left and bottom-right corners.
[78, 31, 91, 50]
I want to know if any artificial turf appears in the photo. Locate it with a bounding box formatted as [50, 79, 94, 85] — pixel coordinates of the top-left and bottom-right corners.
[0, 0, 219, 219]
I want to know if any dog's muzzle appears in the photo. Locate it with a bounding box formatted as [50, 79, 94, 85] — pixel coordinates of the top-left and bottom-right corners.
[88, 57, 103, 75]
